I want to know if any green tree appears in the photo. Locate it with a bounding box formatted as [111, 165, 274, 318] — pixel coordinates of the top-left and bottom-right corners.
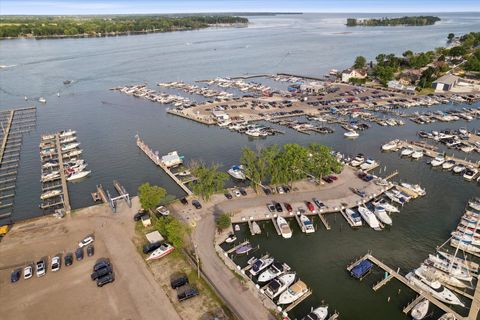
[448, 46, 466, 57]
[402, 50, 413, 58]
[165, 219, 188, 249]
[190, 162, 228, 200]
[353, 56, 366, 69]
[447, 33, 455, 42]
[216, 214, 231, 230]
[306, 143, 343, 182]
[240, 147, 262, 192]
[271, 144, 309, 186]
[138, 183, 166, 210]
[374, 65, 395, 86]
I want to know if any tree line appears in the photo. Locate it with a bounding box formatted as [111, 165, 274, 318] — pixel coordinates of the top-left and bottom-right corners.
[0, 15, 248, 38]
[346, 16, 440, 27]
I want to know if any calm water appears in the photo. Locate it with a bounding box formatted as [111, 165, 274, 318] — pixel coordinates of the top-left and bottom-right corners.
[1, 12, 479, 319]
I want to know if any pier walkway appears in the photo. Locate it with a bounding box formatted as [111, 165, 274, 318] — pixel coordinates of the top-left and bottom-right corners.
[55, 135, 71, 213]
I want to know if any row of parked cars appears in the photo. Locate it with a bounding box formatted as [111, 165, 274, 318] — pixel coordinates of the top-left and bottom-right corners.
[170, 273, 198, 302]
[10, 235, 95, 283]
[266, 197, 328, 214]
[224, 187, 247, 199]
[90, 258, 115, 287]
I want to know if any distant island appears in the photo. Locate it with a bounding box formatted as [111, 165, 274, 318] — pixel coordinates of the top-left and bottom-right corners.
[0, 15, 249, 39]
[346, 16, 441, 27]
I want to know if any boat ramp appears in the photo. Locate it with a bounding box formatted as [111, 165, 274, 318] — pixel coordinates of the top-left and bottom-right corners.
[0, 107, 36, 222]
[91, 180, 131, 213]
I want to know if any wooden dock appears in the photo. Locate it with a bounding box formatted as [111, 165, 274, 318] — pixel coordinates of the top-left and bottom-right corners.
[402, 295, 424, 314]
[294, 214, 306, 233]
[136, 135, 193, 195]
[284, 289, 312, 312]
[318, 212, 331, 230]
[271, 217, 281, 236]
[349, 253, 469, 320]
[55, 135, 71, 213]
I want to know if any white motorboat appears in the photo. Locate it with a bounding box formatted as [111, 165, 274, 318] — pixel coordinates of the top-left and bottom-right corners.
[428, 254, 474, 282]
[344, 130, 359, 138]
[227, 165, 246, 180]
[452, 164, 466, 174]
[360, 159, 377, 170]
[61, 142, 80, 151]
[350, 154, 365, 167]
[411, 150, 423, 159]
[468, 201, 480, 211]
[40, 189, 62, 200]
[438, 313, 456, 320]
[431, 156, 445, 167]
[357, 206, 381, 230]
[277, 280, 308, 305]
[463, 168, 478, 181]
[225, 234, 237, 243]
[411, 299, 429, 320]
[300, 214, 315, 233]
[344, 208, 362, 227]
[406, 270, 464, 306]
[249, 257, 274, 276]
[373, 206, 392, 226]
[146, 243, 174, 260]
[382, 139, 399, 151]
[400, 183, 426, 197]
[384, 191, 405, 206]
[442, 160, 456, 170]
[303, 306, 329, 320]
[59, 130, 76, 137]
[264, 272, 296, 299]
[252, 221, 261, 235]
[372, 199, 399, 213]
[277, 216, 292, 239]
[38, 97, 46, 103]
[66, 170, 91, 181]
[400, 148, 414, 156]
[60, 136, 76, 144]
[258, 262, 289, 283]
[418, 263, 468, 288]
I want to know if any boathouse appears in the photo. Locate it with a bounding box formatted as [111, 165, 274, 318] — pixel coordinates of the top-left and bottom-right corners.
[432, 74, 460, 91]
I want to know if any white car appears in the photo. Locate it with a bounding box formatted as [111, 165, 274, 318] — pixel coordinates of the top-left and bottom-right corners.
[23, 265, 33, 279]
[155, 206, 170, 216]
[36, 260, 46, 277]
[78, 236, 94, 248]
[51, 256, 61, 272]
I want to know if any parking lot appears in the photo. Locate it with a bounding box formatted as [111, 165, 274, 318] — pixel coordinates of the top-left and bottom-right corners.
[0, 200, 181, 320]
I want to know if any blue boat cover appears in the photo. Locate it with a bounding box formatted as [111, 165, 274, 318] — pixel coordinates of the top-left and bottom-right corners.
[351, 260, 373, 279]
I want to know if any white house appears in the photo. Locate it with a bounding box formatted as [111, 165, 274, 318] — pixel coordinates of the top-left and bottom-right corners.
[212, 110, 229, 121]
[300, 82, 325, 94]
[432, 74, 460, 91]
[341, 69, 367, 83]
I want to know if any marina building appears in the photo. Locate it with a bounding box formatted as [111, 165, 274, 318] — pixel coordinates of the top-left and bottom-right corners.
[432, 74, 460, 91]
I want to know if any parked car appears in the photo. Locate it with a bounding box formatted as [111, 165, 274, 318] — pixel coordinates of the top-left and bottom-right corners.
[75, 247, 84, 261]
[306, 201, 315, 212]
[87, 245, 95, 257]
[96, 272, 115, 287]
[239, 187, 247, 196]
[79, 236, 94, 248]
[36, 259, 46, 277]
[91, 265, 113, 281]
[51, 256, 61, 272]
[262, 187, 272, 195]
[133, 209, 146, 221]
[192, 200, 202, 209]
[93, 258, 111, 272]
[313, 198, 327, 210]
[284, 203, 293, 212]
[322, 176, 333, 183]
[177, 285, 199, 302]
[267, 203, 276, 212]
[282, 185, 291, 193]
[276, 186, 285, 194]
[274, 202, 283, 212]
[23, 265, 33, 279]
[180, 197, 188, 205]
[328, 175, 338, 181]
[143, 241, 162, 254]
[11, 269, 21, 283]
[64, 253, 73, 266]
[170, 274, 189, 289]
[155, 206, 170, 217]
[224, 192, 233, 200]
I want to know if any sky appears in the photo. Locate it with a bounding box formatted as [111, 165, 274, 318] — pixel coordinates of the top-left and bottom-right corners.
[1, 0, 479, 15]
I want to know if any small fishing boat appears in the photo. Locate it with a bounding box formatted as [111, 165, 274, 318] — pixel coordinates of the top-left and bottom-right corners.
[249, 256, 274, 276]
[277, 216, 292, 239]
[66, 170, 91, 181]
[277, 280, 308, 305]
[258, 262, 289, 283]
[146, 243, 174, 260]
[264, 272, 296, 299]
[225, 233, 237, 243]
[40, 189, 62, 200]
[300, 214, 315, 233]
[302, 306, 329, 320]
[373, 206, 392, 226]
[235, 242, 253, 255]
[344, 208, 362, 227]
[411, 299, 429, 320]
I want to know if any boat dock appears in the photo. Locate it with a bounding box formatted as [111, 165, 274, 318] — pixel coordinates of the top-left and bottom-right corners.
[283, 288, 312, 312]
[347, 253, 477, 320]
[136, 135, 193, 195]
[318, 212, 331, 230]
[0, 107, 36, 222]
[55, 134, 71, 212]
[402, 295, 424, 314]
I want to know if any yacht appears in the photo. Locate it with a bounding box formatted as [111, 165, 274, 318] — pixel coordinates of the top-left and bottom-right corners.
[300, 215, 315, 233]
[373, 206, 392, 226]
[400, 183, 426, 197]
[40, 189, 62, 200]
[302, 306, 329, 320]
[418, 263, 468, 288]
[406, 270, 464, 306]
[463, 168, 478, 181]
[344, 130, 359, 138]
[277, 216, 292, 239]
[411, 150, 423, 159]
[350, 154, 365, 167]
[258, 262, 290, 283]
[264, 272, 296, 299]
[249, 257, 274, 276]
[411, 299, 429, 320]
[61, 142, 80, 151]
[277, 280, 308, 305]
[381, 139, 399, 151]
[437, 251, 479, 274]
[357, 206, 381, 230]
[452, 164, 466, 174]
[344, 208, 363, 227]
[400, 148, 414, 156]
[227, 165, 246, 180]
[442, 160, 456, 170]
[431, 156, 445, 167]
[372, 199, 399, 213]
[146, 243, 174, 260]
[66, 170, 91, 181]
